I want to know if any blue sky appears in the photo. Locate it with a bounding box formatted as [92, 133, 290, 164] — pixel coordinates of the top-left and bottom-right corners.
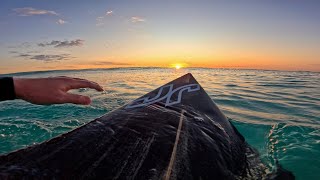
[1, 0, 320, 73]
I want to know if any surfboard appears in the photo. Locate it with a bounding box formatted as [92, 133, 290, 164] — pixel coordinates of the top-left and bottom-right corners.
[0, 73, 294, 179]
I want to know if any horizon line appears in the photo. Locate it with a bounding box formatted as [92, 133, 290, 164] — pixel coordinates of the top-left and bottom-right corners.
[1, 66, 319, 77]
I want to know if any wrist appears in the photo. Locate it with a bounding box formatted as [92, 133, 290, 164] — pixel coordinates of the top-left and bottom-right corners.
[0, 77, 16, 101]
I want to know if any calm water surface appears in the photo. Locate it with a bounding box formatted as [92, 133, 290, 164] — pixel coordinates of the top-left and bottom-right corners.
[0, 68, 319, 179]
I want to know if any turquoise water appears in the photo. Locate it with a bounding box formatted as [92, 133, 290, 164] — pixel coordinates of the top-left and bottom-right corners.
[0, 68, 319, 179]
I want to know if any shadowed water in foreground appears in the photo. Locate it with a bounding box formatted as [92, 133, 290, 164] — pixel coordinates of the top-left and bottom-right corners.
[0, 68, 319, 179]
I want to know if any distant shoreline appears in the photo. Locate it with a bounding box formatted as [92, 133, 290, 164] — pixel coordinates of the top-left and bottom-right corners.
[1, 67, 319, 77]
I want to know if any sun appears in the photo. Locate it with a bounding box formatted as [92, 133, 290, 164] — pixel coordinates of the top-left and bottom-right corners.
[175, 64, 182, 69]
[171, 63, 184, 69]
[170, 63, 187, 69]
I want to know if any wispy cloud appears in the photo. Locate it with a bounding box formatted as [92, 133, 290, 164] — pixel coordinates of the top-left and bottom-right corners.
[13, 7, 58, 16]
[8, 41, 73, 62]
[96, 10, 113, 26]
[30, 54, 70, 61]
[96, 22, 105, 27]
[56, 19, 67, 25]
[16, 53, 71, 62]
[38, 39, 84, 48]
[131, 16, 146, 23]
[106, 10, 113, 16]
[95, 16, 105, 26]
[17, 53, 32, 58]
[93, 61, 131, 66]
[9, 51, 19, 54]
[96, 16, 104, 21]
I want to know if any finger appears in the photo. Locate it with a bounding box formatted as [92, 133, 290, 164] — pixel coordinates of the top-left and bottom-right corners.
[63, 93, 92, 105]
[67, 79, 104, 92]
[55, 76, 103, 91]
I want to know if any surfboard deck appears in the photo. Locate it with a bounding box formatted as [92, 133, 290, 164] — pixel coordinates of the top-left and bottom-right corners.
[0, 73, 293, 179]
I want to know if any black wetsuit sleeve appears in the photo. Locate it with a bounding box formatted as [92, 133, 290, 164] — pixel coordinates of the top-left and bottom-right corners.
[0, 77, 16, 101]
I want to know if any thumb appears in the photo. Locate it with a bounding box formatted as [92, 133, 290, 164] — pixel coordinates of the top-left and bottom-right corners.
[64, 93, 91, 105]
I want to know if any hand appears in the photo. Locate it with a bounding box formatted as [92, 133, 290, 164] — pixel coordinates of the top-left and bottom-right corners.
[13, 76, 104, 105]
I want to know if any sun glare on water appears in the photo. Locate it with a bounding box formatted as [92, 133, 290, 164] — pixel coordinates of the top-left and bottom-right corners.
[175, 64, 181, 69]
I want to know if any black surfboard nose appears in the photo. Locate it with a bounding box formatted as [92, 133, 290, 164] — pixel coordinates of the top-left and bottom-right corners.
[179, 73, 196, 83]
[0, 73, 295, 180]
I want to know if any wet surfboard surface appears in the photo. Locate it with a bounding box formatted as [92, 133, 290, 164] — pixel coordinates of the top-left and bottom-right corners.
[0, 73, 294, 179]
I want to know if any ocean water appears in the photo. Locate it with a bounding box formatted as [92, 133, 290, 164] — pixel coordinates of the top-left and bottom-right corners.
[0, 68, 319, 179]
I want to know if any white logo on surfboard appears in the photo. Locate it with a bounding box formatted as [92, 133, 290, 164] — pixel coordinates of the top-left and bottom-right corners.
[125, 83, 200, 109]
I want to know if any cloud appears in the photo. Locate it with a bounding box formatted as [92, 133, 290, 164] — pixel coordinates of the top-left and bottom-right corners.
[38, 39, 84, 48]
[17, 53, 32, 58]
[36, 65, 77, 69]
[131, 16, 146, 23]
[13, 7, 58, 16]
[96, 10, 113, 26]
[106, 10, 113, 16]
[96, 16, 104, 21]
[93, 61, 131, 66]
[56, 19, 67, 25]
[16, 53, 71, 62]
[96, 22, 105, 27]
[8, 41, 73, 62]
[9, 51, 19, 54]
[96, 16, 104, 26]
[30, 54, 70, 61]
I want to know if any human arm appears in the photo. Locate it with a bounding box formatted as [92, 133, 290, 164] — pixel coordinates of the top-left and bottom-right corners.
[0, 76, 103, 105]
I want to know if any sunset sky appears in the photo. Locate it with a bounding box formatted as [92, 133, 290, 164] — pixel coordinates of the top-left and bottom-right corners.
[0, 0, 319, 74]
